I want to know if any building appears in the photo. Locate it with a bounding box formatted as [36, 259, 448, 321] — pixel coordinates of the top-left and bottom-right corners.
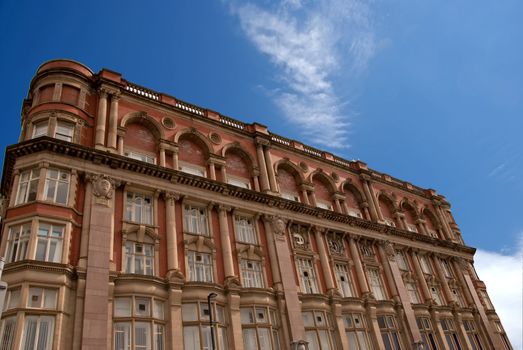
[0, 59, 512, 350]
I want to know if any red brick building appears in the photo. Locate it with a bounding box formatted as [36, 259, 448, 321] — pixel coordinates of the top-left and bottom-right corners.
[0, 59, 512, 350]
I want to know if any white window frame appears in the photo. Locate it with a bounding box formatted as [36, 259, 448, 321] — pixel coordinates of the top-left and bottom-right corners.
[183, 204, 209, 236]
[5, 223, 31, 263]
[27, 287, 58, 309]
[406, 282, 421, 304]
[343, 313, 371, 350]
[187, 251, 213, 283]
[21, 315, 55, 350]
[125, 150, 156, 165]
[35, 222, 64, 263]
[124, 241, 154, 276]
[296, 258, 319, 294]
[55, 120, 74, 142]
[44, 168, 70, 204]
[234, 215, 257, 244]
[16, 168, 40, 205]
[240, 259, 264, 288]
[367, 268, 387, 300]
[32, 120, 49, 138]
[302, 310, 335, 350]
[0, 316, 16, 350]
[182, 302, 228, 350]
[334, 263, 355, 298]
[241, 306, 280, 350]
[125, 191, 154, 225]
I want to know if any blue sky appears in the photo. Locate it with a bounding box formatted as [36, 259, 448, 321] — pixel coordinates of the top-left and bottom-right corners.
[1, 0, 521, 346]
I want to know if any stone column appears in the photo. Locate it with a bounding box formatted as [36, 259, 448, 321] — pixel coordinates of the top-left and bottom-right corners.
[68, 170, 78, 207]
[8, 170, 20, 207]
[159, 144, 166, 167]
[253, 170, 260, 192]
[332, 303, 350, 350]
[309, 190, 318, 207]
[432, 200, 452, 240]
[367, 304, 386, 349]
[168, 288, 184, 350]
[263, 215, 306, 347]
[172, 149, 179, 170]
[262, 217, 282, 289]
[377, 243, 399, 302]
[300, 186, 310, 205]
[360, 175, 380, 222]
[313, 227, 335, 292]
[165, 192, 180, 274]
[450, 259, 473, 305]
[48, 113, 58, 138]
[52, 82, 62, 101]
[107, 93, 119, 150]
[395, 211, 406, 230]
[117, 129, 125, 155]
[227, 293, 244, 350]
[348, 236, 369, 295]
[218, 206, 236, 281]
[409, 251, 431, 302]
[431, 256, 453, 305]
[263, 145, 278, 192]
[431, 310, 451, 350]
[416, 219, 427, 235]
[81, 174, 118, 350]
[379, 242, 423, 347]
[95, 89, 108, 147]
[332, 194, 343, 213]
[255, 138, 270, 192]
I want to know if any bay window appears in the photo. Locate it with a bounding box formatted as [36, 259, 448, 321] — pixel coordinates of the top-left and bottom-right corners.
[302, 310, 335, 350]
[416, 317, 438, 350]
[21, 315, 54, 350]
[377, 315, 403, 350]
[15, 169, 39, 205]
[182, 302, 228, 350]
[35, 223, 64, 263]
[44, 168, 70, 204]
[241, 306, 281, 350]
[5, 223, 31, 263]
[343, 313, 371, 350]
[440, 319, 462, 350]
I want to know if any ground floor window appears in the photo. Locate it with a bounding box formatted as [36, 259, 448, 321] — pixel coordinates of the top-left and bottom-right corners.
[182, 302, 228, 350]
[22, 315, 55, 350]
[302, 310, 336, 350]
[241, 306, 281, 350]
[416, 317, 438, 350]
[343, 313, 371, 350]
[377, 315, 402, 350]
[440, 319, 462, 350]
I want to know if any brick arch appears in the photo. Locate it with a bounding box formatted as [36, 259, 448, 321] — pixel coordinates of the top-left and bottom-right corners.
[120, 111, 164, 140]
[422, 208, 441, 231]
[340, 180, 365, 207]
[309, 170, 337, 194]
[377, 192, 397, 219]
[274, 159, 305, 184]
[221, 143, 256, 175]
[400, 199, 420, 224]
[275, 160, 304, 195]
[174, 128, 214, 156]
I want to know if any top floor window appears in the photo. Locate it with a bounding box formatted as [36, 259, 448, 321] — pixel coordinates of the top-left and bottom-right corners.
[125, 150, 156, 164]
[440, 258, 453, 278]
[31, 118, 75, 142]
[33, 121, 48, 138]
[235, 215, 257, 244]
[55, 121, 74, 142]
[419, 255, 432, 274]
[44, 168, 70, 204]
[125, 192, 153, 225]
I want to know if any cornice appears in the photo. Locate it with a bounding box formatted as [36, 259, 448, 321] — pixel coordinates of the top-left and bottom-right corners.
[0, 138, 476, 256]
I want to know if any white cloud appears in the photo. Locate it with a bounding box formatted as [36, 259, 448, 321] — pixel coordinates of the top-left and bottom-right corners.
[475, 238, 523, 350]
[229, 0, 376, 149]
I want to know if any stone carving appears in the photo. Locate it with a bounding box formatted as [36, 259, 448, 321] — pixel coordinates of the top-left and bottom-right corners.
[271, 216, 287, 236]
[87, 174, 119, 206]
[382, 241, 396, 261]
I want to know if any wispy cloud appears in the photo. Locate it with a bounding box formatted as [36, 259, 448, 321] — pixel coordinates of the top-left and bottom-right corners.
[488, 162, 506, 177]
[229, 0, 376, 148]
[475, 235, 523, 350]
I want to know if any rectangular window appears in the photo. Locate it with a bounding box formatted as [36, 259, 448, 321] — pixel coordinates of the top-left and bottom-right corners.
[377, 315, 403, 350]
[125, 242, 154, 275]
[3, 289, 20, 311]
[479, 290, 494, 310]
[463, 320, 484, 350]
[440, 259, 453, 278]
[281, 192, 300, 202]
[343, 313, 371, 350]
[183, 302, 228, 350]
[227, 177, 250, 189]
[32, 120, 49, 138]
[366, 268, 387, 300]
[302, 311, 334, 350]
[360, 244, 374, 258]
[451, 288, 465, 308]
[406, 282, 421, 304]
[296, 258, 319, 294]
[334, 264, 355, 298]
[126, 150, 156, 164]
[180, 164, 205, 177]
[430, 286, 443, 305]
[187, 251, 213, 283]
[395, 250, 409, 271]
[0, 316, 16, 350]
[416, 317, 439, 350]
[27, 287, 57, 309]
[183, 204, 209, 236]
[44, 168, 70, 204]
[316, 201, 332, 210]
[235, 215, 257, 244]
[55, 121, 74, 142]
[419, 255, 432, 274]
[440, 319, 462, 350]
[241, 306, 280, 350]
[21, 315, 54, 350]
[36, 223, 64, 263]
[126, 192, 153, 225]
[240, 259, 264, 288]
[16, 168, 39, 205]
[6, 223, 31, 263]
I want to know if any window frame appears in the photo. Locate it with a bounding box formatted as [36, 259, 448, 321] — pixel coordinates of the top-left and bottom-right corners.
[240, 259, 265, 289]
[296, 257, 319, 294]
[187, 250, 214, 283]
[240, 306, 280, 350]
[182, 301, 228, 350]
[15, 168, 40, 205]
[334, 263, 356, 298]
[124, 241, 155, 276]
[125, 191, 154, 226]
[302, 310, 336, 350]
[183, 203, 210, 236]
[234, 214, 258, 245]
[366, 268, 387, 301]
[377, 315, 403, 350]
[343, 313, 371, 350]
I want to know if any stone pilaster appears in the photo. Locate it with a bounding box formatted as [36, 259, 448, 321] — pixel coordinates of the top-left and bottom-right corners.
[95, 89, 108, 147]
[255, 138, 270, 192]
[360, 174, 380, 222]
[107, 93, 120, 150]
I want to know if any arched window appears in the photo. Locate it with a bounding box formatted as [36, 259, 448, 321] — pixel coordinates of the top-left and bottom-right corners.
[342, 183, 365, 219]
[277, 165, 301, 202]
[378, 195, 397, 227]
[225, 149, 252, 189]
[178, 134, 208, 177]
[312, 175, 333, 210]
[124, 123, 158, 164]
[402, 202, 419, 233]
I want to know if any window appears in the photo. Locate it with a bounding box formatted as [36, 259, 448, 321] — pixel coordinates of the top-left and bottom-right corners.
[377, 315, 403, 350]
[407, 224, 418, 233]
[16, 168, 39, 205]
[36, 223, 64, 263]
[416, 317, 438, 350]
[125, 242, 154, 275]
[0, 316, 16, 350]
[430, 286, 443, 305]
[182, 302, 228, 350]
[440, 259, 453, 278]
[384, 219, 396, 227]
[21, 315, 54, 350]
[348, 210, 363, 219]
[180, 164, 206, 177]
[240, 259, 264, 288]
[44, 168, 70, 204]
[302, 311, 335, 350]
[241, 306, 280, 350]
[54, 120, 74, 142]
[463, 320, 484, 350]
[451, 288, 465, 308]
[27, 287, 57, 309]
[3, 289, 20, 312]
[187, 251, 213, 283]
[32, 120, 49, 138]
[479, 290, 494, 310]
[281, 192, 300, 202]
[113, 296, 165, 350]
[235, 215, 257, 244]
[343, 313, 371, 350]
[183, 204, 208, 236]
[406, 282, 421, 304]
[440, 319, 462, 350]
[5, 223, 31, 262]
[366, 268, 387, 300]
[125, 150, 156, 164]
[419, 255, 432, 274]
[395, 250, 409, 271]
[296, 258, 319, 294]
[334, 264, 355, 298]
[494, 321, 512, 350]
[360, 244, 374, 259]
[316, 201, 332, 210]
[227, 177, 250, 189]
[126, 192, 153, 225]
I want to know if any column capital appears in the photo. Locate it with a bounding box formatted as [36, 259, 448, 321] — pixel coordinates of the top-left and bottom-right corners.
[163, 191, 180, 204]
[218, 204, 232, 212]
[360, 173, 372, 182]
[255, 136, 270, 147]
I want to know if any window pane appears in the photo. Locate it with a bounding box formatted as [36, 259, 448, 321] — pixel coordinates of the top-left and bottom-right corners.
[182, 304, 198, 322]
[114, 322, 131, 350]
[184, 326, 200, 350]
[115, 298, 132, 317]
[243, 328, 257, 350]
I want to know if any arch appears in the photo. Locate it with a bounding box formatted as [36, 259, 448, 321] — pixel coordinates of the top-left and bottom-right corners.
[121, 111, 165, 140]
[274, 159, 305, 183]
[422, 208, 440, 231]
[400, 199, 420, 223]
[308, 170, 337, 194]
[174, 128, 214, 156]
[222, 143, 256, 175]
[377, 192, 397, 220]
[340, 180, 365, 206]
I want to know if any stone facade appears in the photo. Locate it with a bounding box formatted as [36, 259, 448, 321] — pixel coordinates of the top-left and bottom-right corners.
[0, 59, 512, 350]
